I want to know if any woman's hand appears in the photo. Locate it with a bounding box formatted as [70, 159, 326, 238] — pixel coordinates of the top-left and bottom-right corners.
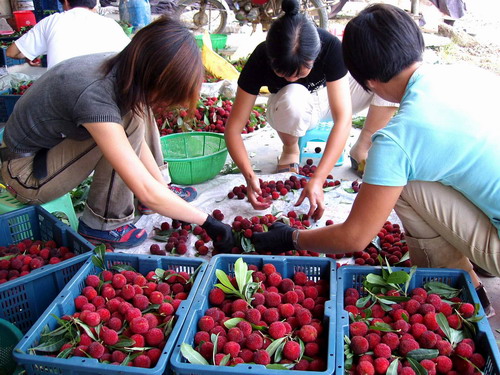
[295, 176, 325, 220]
[246, 175, 271, 210]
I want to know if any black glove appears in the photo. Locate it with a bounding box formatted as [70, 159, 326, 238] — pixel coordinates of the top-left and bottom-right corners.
[252, 222, 296, 253]
[201, 215, 235, 253]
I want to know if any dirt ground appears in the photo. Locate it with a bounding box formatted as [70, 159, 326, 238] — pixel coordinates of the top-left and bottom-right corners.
[334, 0, 500, 75]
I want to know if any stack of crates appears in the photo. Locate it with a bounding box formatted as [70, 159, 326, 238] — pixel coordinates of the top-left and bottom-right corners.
[0, 206, 94, 333]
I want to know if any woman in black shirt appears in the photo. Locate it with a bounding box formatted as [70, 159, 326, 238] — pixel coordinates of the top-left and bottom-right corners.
[224, 0, 352, 220]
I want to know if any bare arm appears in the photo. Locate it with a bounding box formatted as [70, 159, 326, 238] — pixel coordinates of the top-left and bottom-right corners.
[83, 122, 208, 225]
[297, 183, 404, 252]
[363, 104, 398, 134]
[296, 76, 353, 219]
[6, 43, 25, 59]
[224, 87, 270, 209]
[139, 138, 168, 187]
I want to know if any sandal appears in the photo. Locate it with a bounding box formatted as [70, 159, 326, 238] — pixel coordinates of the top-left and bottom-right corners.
[277, 162, 300, 174]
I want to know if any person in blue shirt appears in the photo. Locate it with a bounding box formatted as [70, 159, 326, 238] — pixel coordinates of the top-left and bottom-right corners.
[253, 3, 499, 316]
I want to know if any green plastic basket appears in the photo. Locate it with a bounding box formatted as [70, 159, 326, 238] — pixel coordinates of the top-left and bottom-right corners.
[0, 318, 23, 375]
[160, 132, 228, 185]
[194, 33, 227, 50]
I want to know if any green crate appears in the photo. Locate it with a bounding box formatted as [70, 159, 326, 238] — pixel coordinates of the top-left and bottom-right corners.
[160, 132, 228, 185]
[194, 34, 227, 50]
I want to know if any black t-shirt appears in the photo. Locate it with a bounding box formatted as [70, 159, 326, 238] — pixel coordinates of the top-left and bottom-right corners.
[238, 28, 347, 95]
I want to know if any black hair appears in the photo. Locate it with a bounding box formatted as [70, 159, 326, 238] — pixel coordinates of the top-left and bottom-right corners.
[266, 0, 321, 77]
[59, 0, 98, 8]
[342, 3, 425, 91]
[102, 16, 203, 116]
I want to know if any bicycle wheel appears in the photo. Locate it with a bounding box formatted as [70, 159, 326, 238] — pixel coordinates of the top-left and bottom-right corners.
[301, 0, 328, 29]
[176, 0, 228, 34]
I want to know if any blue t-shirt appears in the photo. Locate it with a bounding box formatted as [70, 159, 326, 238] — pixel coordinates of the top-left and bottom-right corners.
[364, 64, 500, 236]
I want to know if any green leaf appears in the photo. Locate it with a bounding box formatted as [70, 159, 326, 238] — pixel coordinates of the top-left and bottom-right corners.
[211, 333, 219, 364]
[110, 338, 136, 348]
[386, 359, 399, 375]
[163, 316, 175, 339]
[224, 318, 244, 329]
[241, 237, 255, 253]
[407, 357, 428, 375]
[152, 235, 170, 242]
[424, 281, 461, 299]
[368, 322, 395, 332]
[436, 312, 452, 342]
[355, 295, 371, 308]
[216, 269, 236, 292]
[378, 296, 411, 303]
[111, 264, 136, 273]
[398, 251, 411, 263]
[234, 258, 248, 295]
[244, 281, 260, 302]
[271, 206, 282, 217]
[266, 337, 286, 357]
[56, 347, 73, 358]
[74, 319, 97, 341]
[219, 353, 231, 366]
[214, 283, 237, 295]
[405, 266, 417, 296]
[155, 269, 165, 279]
[386, 271, 410, 285]
[180, 343, 210, 365]
[250, 323, 266, 331]
[406, 349, 439, 361]
[366, 274, 390, 287]
[274, 340, 285, 362]
[30, 335, 66, 352]
[0, 254, 17, 261]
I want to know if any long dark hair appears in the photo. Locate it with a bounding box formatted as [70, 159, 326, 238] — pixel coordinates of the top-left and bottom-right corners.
[266, 0, 321, 77]
[342, 4, 424, 91]
[102, 16, 203, 116]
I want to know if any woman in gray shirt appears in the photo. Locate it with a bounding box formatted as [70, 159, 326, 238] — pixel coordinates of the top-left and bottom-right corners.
[0, 16, 234, 250]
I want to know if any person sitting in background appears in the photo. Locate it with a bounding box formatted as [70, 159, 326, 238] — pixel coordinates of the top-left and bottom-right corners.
[6, 0, 130, 69]
[0, 16, 235, 250]
[253, 4, 499, 317]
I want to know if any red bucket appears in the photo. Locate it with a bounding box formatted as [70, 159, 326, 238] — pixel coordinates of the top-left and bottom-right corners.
[13, 10, 36, 31]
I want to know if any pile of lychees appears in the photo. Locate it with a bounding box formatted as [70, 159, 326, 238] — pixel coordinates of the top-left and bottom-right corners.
[182, 259, 330, 370]
[344, 273, 486, 374]
[156, 96, 266, 136]
[332, 221, 411, 267]
[0, 238, 79, 283]
[31, 264, 196, 368]
[150, 215, 218, 257]
[227, 175, 340, 202]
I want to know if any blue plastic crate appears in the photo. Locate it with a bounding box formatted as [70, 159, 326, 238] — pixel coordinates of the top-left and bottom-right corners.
[0, 206, 94, 333]
[0, 46, 26, 67]
[33, 0, 63, 21]
[13, 253, 208, 375]
[336, 266, 500, 375]
[170, 254, 337, 375]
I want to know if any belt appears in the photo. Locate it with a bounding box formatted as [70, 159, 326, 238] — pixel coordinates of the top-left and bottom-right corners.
[0, 146, 37, 161]
[0, 146, 48, 180]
